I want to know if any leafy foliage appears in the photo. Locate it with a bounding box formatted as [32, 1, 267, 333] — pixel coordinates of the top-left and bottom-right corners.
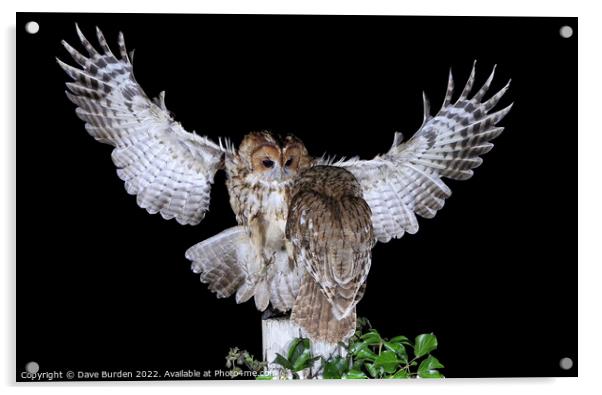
[225, 317, 444, 380]
[225, 347, 268, 378]
[318, 318, 445, 379]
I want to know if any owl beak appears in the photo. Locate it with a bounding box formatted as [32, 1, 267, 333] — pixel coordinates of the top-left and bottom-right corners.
[277, 167, 285, 180]
[268, 166, 285, 181]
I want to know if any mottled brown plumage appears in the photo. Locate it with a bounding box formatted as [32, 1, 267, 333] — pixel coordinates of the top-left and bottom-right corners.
[59, 27, 512, 344]
[287, 166, 375, 341]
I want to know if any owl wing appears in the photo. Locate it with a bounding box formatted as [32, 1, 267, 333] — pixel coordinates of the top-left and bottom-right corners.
[286, 166, 375, 341]
[57, 25, 231, 225]
[326, 63, 512, 242]
[186, 226, 251, 299]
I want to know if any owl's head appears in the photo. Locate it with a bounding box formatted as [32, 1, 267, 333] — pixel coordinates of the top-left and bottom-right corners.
[238, 131, 312, 182]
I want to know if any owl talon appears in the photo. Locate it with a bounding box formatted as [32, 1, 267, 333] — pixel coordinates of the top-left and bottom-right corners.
[261, 305, 291, 320]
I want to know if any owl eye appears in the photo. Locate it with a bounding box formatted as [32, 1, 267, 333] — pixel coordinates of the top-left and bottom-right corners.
[285, 158, 294, 167]
[262, 159, 274, 168]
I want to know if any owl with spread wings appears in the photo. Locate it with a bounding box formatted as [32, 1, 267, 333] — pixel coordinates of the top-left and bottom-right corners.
[58, 26, 512, 343]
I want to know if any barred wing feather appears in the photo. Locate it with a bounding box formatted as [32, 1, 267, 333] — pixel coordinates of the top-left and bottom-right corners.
[57, 25, 230, 225]
[331, 63, 512, 242]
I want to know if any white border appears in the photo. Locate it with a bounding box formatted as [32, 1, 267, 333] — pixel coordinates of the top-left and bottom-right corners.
[2, 1, 598, 394]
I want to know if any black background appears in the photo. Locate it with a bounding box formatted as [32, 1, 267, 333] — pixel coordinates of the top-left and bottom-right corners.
[17, 13, 577, 379]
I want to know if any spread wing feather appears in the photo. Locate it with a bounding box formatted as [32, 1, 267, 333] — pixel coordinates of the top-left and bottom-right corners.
[327, 62, 512, 242]
[58, 25, 232, 225]
[186, 226, 251, 298]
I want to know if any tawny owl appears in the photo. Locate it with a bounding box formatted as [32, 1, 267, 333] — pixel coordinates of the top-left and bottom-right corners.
[58, 26, 512, 343]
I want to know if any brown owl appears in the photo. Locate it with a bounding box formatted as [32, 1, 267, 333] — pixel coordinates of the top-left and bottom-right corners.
[58, 27, 512, 343]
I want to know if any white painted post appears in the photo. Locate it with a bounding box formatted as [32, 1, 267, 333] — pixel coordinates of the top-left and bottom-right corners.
[261, 317, 346, 379]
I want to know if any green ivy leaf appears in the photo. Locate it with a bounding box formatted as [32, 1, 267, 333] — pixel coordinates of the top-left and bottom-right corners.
[374, 350, 402, 374]
[323, 365, 342, 379]
[287, 338, 302, 360]
[418, 355, 444, 372]
[364, 362, 379, 378]
[323, 356, 347, 379]
[287, 338, 310, 366]
[256, 374, 274, 380]
[343, 369, 368, 379]
[389, 335, 412, 346]
[292, 349, 318, 372]
[389, 370, 410, 379]
[418, 369, 445, 378]
[273, 353, 293, 370]
[414, 333, 438, 358]
[360, 330, 382, 345]
[383, 341, 408, 363]
[351, 342, 378, 361]
[349, 341, 366, 354]
[351, 359, 365, 371]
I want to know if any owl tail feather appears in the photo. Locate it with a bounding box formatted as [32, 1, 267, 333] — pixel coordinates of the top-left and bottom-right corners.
[291, 273, 356, 344]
